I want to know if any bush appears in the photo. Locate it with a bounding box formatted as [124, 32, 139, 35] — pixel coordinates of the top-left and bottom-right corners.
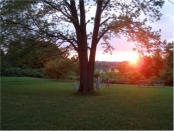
[1, 68, 45, 77]
[45, 58, 73, 79]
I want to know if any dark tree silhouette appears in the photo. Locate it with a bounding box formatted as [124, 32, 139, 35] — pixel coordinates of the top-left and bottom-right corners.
[1, 0, 164, 93]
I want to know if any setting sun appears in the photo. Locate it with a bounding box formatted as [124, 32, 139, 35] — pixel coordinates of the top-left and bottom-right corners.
[129, 53, 139, 65]
[129, 55, 139, 62]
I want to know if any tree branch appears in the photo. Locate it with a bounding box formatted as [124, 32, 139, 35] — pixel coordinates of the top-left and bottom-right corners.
[97, 26, 112, 43]
[99, 17, 111, 26]
[42, 0, 72, 22]
[69, 0, 80, 27]
[79, 0, 86, 27]
[91, 0, 103, 46]
[4, 19, 39, 34]
[57, 33, 78, 51]
[101, 0, 110, 13]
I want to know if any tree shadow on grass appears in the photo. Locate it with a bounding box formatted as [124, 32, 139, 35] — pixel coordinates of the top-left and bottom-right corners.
[73, 91, 102, 96]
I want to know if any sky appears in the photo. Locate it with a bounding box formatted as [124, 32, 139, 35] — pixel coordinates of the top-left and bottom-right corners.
[95, 0, 174, 62]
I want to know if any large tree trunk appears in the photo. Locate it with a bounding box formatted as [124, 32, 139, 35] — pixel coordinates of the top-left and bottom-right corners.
[77, 43, 97, 93]
[76, 0, 102, 94]
[78, 46, 97, 93]
[87, 45, 97, 92]
[77, 32, 89, 93]
[85, 0, 103, 92]
[76, 0, 90, 93]
[78, 50, 88, 93]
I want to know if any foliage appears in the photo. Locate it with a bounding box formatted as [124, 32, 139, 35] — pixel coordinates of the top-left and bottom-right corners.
[160, 41, 173, 85]
[94, 68, 100, 78]
[0, 37, 73, 79]
[117, 61, 130, 74]
[101, 52, 165, 84]
[102, 71, 117, 81]
[0, 37, 78, 80]
[1, 0, 164, 51]
[1, 38, 67, 69]
[95, 61, 117, 72]
[1, 68, 45, 77]
[45, 58, 75, 79]
[96, 45, 172, 85]
[138, 54, 164, 78]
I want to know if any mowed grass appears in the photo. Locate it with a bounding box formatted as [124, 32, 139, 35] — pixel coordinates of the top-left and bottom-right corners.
[1, 77, 173, 130]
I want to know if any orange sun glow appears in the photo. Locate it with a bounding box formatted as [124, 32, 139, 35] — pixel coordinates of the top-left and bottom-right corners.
[129, 53, 139, 65]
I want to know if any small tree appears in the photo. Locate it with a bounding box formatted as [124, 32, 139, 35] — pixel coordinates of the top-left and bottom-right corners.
[161, 41, 173, 85]
[45, 58, 72, 79]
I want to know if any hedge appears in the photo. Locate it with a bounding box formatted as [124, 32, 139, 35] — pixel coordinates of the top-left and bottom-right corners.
[1, 68, 45, 77]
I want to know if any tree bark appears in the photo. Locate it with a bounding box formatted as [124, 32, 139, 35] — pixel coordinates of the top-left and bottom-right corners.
[75, 0, 91, 93]
[86, 0, 103, 92]
[87, 44, 97, 92]
[77, 32, 88, 93]
[78, 50, 88, 93]
[77, 0, 103, 93]
[78, 44, 97, 93]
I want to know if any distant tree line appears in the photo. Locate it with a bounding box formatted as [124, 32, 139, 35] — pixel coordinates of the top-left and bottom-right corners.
[1, 37, 79, 79]
[95, 41, 173, 86]
[1, 36, 172, 86]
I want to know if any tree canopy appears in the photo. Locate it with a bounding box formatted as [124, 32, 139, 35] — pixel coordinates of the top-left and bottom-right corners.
[1, 0, 164, 51]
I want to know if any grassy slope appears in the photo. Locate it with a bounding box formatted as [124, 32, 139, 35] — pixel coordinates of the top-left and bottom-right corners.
[1, 77, 173, 130]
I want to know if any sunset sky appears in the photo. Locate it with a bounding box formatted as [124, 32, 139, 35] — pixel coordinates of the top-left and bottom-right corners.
[95, 0, 174, 62]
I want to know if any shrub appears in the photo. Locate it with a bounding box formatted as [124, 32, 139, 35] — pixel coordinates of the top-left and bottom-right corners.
[1, 68, 45, 77]
[45, 58, 72, 79]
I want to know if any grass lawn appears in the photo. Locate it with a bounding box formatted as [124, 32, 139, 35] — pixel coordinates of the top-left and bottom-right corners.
[1, 77, 173, 130]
